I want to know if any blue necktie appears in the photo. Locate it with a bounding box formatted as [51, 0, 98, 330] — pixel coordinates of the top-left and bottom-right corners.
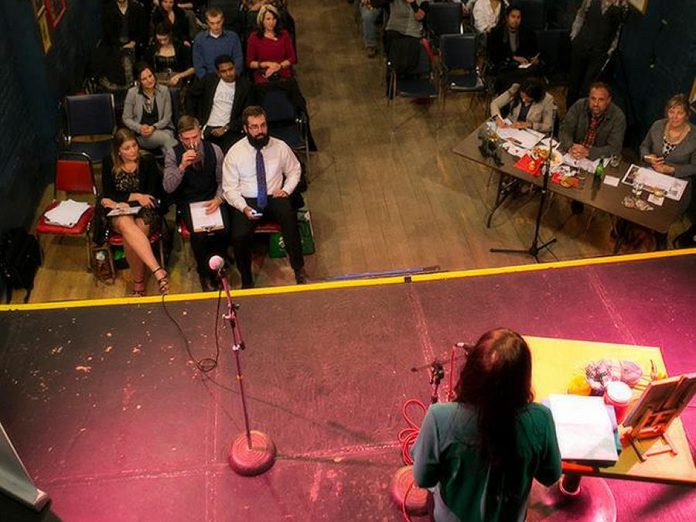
[256, 149, 268, 209]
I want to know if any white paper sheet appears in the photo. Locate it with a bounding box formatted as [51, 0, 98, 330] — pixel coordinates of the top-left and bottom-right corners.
[548, 394, 618, 463]
[107, 206, 141, 217]
[603, 175, 620, 187]
[496, 128, 543, 150]
[562, 154, 601, 173]
[620, 164, 687, 201]
[43, 199, 91, 227]
[190, 201, 225, 232]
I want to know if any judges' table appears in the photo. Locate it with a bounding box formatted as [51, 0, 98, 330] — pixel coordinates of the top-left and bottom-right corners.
[453, 127, 685, 236]
[525, 336, 696, 521]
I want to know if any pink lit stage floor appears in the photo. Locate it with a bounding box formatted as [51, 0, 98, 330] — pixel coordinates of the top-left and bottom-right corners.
[1, 253, 696, 521]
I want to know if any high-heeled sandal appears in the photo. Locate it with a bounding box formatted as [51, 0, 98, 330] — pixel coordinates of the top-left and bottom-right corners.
[153, 266, 169, 295]
[132, 279, 146, 297]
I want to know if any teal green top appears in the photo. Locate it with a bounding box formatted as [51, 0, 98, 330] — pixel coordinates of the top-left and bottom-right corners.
[412, 402, 562, 522]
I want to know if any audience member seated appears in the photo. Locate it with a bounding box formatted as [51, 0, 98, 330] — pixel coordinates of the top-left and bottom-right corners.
[246, 5, 297, 84]
[186, 54, 253, 152]
[490, 78, 555, 133]
[640, 94, 696, 248]
[412, 328, 562, 521]
[242, 0, 295, 39]
[101, 128, 169, 296]
[566, 0, 623, 107]
[147, 23, 195, 87]
[358, 0, 386, 58]
[222, 106, 308, 288]
[163, 116, 231, 291]
[151, 0, 193, 46]
[384, 0, 429, 55]
[472, 0, 506, 34]
[122, 63, 179, 154]
[487, 5, 540, 93]
[192, 6, 244, 78]
[99, 0, 150, 87]
[559, 81, 625, 161]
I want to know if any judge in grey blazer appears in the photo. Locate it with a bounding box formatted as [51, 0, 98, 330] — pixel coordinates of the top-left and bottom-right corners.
[639, 94, 696, 180]
[490, 79, 556, 134]
[122, 63, 178, 154]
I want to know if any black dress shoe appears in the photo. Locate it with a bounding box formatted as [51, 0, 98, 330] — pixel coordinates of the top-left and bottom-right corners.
[294, 268, 308, 284]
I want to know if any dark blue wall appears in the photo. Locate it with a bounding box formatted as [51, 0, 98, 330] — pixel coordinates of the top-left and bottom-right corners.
[0, 0, 101, 232]
[613, 0, 696, 146]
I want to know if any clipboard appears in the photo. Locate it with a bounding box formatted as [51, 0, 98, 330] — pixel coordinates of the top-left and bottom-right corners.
[190, 201, 225, 233]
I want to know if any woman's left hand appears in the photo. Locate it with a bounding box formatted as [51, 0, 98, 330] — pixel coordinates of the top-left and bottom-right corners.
[131, 193, 156, 208]
[169, 74, 180, 86]
[264, 62, 282, 77]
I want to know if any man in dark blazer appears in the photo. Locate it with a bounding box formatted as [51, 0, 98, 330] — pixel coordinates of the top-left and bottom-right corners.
[186, 55, 252, 153]
[487, 5, 540, 93]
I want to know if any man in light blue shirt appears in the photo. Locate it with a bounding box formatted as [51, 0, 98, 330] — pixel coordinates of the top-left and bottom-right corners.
[193, 7, 244, 78]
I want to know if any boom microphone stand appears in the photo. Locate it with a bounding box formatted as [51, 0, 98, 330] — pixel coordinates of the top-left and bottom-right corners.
[490, 127, 557, 262]
[209, 255, 276, 476]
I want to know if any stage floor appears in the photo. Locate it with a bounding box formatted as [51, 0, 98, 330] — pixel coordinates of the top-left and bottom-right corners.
[1, 252, 696, 521]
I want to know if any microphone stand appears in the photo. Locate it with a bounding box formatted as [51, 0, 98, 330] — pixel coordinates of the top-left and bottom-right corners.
[490, 126, 557, 262]
[217, 269, 276, 476]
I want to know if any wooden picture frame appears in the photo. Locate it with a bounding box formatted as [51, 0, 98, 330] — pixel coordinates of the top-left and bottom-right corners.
[32, 0, 45, 16]
[627, 0, 649, 15]
[37, 11, 52, 53]
[689, 78, 696, 113]
[44, 0, 66, 29]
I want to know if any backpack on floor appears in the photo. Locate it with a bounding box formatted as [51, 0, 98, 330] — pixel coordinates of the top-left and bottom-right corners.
[0, 228, 42, 304]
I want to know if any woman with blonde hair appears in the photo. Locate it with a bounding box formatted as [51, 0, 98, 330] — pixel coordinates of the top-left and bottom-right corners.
[101, 128, 169, 296]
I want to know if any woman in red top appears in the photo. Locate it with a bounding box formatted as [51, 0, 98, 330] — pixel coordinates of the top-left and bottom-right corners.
[246, 4, 296, 84]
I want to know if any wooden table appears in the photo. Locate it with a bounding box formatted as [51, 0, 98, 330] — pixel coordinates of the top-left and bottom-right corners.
[524, 336, 695, 521]
[527, 335, 696, 486]
[453, 127, 686, 235]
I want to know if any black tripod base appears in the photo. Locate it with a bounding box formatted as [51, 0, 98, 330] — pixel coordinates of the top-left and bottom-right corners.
[491, 237, 557, 263]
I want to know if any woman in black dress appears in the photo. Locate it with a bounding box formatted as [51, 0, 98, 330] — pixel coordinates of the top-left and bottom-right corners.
[101, 128, 169, 295]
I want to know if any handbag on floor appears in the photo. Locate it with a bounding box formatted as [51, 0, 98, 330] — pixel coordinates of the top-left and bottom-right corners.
[0, 227, 42, 303]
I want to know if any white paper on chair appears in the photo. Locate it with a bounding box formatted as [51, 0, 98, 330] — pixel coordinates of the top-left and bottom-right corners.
[547, 394, 618, 463]
[43, 199, 91, 227]
[190, 201, 225, 233]
[107, 206, 141, 217]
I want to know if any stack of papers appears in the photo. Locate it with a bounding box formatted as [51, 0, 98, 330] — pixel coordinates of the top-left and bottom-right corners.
[496, 127, 544, 150]
[547, 394, 618, 465]
[43, 199, 91, 227]
[621, 164, 688, 201]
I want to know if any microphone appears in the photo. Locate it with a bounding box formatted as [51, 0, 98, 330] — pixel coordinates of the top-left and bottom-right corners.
[208, 255, 225, 276]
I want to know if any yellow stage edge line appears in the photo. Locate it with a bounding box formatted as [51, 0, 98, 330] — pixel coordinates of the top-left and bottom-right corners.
[1, 248, 695, 312]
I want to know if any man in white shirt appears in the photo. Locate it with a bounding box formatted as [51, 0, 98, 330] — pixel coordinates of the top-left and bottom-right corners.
[222, 106, 308, 288]
[186, 55, 252, 152]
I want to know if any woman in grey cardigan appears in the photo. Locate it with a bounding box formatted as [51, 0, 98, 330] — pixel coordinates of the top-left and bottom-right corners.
[640, 94, 696, 180]
[490, 78, 556, 134]
[122, 63, 178, 154]
[640, 94, 696, 247]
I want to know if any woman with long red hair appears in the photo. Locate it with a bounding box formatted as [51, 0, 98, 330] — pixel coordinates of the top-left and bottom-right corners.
[412, 328, 561, 521]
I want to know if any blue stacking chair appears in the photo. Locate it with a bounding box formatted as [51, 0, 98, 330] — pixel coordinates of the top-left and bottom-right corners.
[260, 88, 310, 170]
[62, 93, 116, 165]
[439, 33, 489, 113]
[427, 2, 463, 46]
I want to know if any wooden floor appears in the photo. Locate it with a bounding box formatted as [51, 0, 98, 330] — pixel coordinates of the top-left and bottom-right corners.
[20, 0, 688, 304]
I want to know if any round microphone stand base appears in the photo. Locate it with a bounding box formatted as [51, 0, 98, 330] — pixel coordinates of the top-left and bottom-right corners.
[228, 430, 277, 476]
[389, 466, 429, 516]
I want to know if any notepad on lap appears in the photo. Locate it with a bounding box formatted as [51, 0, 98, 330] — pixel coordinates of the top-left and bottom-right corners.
[547, 394, 618, 464]
[190, 201, 225, 232]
